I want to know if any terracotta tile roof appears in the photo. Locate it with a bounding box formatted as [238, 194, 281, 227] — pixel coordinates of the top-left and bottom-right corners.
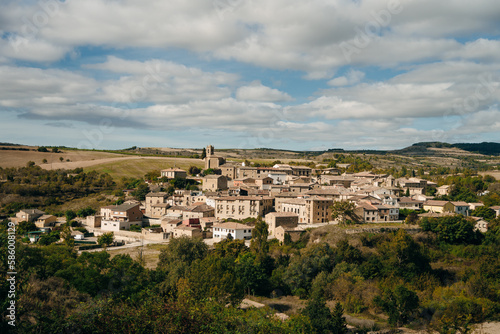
[213, 222, 254, 230]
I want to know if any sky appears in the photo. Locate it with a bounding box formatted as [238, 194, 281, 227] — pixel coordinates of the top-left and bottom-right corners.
[0, 0, 500, 151]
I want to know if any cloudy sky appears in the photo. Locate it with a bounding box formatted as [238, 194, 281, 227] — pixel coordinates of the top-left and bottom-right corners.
[1, 0, 499, 150]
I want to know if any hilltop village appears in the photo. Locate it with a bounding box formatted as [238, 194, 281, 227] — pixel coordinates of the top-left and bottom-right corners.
[13, 145, 497, 246]
[3, 144, 500, 333]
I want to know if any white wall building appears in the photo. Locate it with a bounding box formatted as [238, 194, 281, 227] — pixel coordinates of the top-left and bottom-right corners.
[212, 222, 254, 241]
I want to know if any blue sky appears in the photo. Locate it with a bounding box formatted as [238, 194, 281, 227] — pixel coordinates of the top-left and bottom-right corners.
[0, 0, 499, 151]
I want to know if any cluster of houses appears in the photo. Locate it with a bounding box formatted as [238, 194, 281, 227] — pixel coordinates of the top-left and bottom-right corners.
[13, 145, 499, 243]
[14, 208, 87, 242]
[78, 145, 498, 242]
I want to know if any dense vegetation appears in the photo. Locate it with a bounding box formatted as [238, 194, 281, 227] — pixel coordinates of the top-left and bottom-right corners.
[433, 174, 500, 205]
[0, 164, 203, 216]
[2, 212, 500, 333]
[0, 164, 115, 216]
[1, 151, 500, 332]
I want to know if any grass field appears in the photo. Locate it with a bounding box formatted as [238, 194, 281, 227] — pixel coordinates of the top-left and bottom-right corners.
[479, 171, 500, 180]
[0, 147, 204, 180]
[83, 157, 204, 180]
[106, 243, 167, 269]
[48, 193, 117, 213]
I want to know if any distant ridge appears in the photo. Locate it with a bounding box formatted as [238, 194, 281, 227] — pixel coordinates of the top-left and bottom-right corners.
[1, 141, 499, 156]
[452, 142, 500, 155]
[393, 141, 500, 156]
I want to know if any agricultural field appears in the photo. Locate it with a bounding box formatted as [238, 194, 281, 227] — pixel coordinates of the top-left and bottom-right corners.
[82, 157, 204, 180]
[0, 148, 121, 168]
[106, 243, 166, 269]
[480, 170, 500, 180]
[0, 146, 205, 180]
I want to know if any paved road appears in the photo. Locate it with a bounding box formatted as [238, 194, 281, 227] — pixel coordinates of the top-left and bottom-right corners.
[40, 156, 197, 170]
[78, 239, 168, 254]
[78, 237, 228, 254]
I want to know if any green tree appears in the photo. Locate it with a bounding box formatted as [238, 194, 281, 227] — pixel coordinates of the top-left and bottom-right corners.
[61, 227, 75, 247]
[202, 168, 221, 176]
[132, 183, 150, 201]
[38, 231, 60, 245]
[18, 220, 37, 234]
[331, 200, 357, 225]
[188, 165, 201, 175]
[374, 284, 419, 326]
[213, 238, 248, 258]
[37, 146, 48, 152]
[284, 243, 336, 294]
[235, 252, 268, 295]
[76, 207, 96, 217]
[129, 224, 142, 232]
[144, 170, 160, 182]
[421, 216, 483, 245]
[379, 229, 431, 279]
[250, 219, 269, 262]
[187, 255, 244, 306]
[336, 239, 362, 264]
[332, 302, 348, 334]
[471, 206, 496, 221]
[301, 293, 335, 333]
[430, 297, 483, 334]
[201, 147, 206, 159]
[401, 166, 408, 177]
[42, 159, 48, 164]
[404, 211, 419, 224]
[97, 232, 114, 249]
[65, 209, 77, 223]
[156, 237, 208, 296]
[59, 156, 64, 162]
[158, 236, 208, 268]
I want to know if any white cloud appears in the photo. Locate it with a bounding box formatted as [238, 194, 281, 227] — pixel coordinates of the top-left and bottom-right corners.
[1, 0, 500, 149]
[0, 0, 497, 79]
[0, 38, 70, 62]
[236, 81, 292, 102]
[85, 56, 238, 104]
[328, 70, 365, 86]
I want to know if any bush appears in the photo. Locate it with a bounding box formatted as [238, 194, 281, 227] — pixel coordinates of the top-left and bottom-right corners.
[129, 225, 142, 232]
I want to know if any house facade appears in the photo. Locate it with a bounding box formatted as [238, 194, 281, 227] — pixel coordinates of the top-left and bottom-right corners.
[354, 202, 399, 223]
[145, 192, 168, 217]
[34, 215, 57, 228]
[278, 196, 332, 224]
[265, 212, 299, 236]
[214, 196, 273, 220]
[16, 209, 44, 223]
[212, 222, 253, 241]
[161, 168, 187, 179]
[100, 202, 143, 231]
[423, 200, 449, 213]
[203, 175, 228, 191]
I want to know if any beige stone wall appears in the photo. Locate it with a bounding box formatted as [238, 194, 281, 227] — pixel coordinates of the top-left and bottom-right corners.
[35, 215, 57, 228]
[220, 166, 236, 180]
[307, 198, 333, 224]
[215, 197, 273, 220]
[173, 228, 203, 238]
[202, 176, 228, 191]
[85, 215, 102, 228]
[266, 213, 298, 236]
